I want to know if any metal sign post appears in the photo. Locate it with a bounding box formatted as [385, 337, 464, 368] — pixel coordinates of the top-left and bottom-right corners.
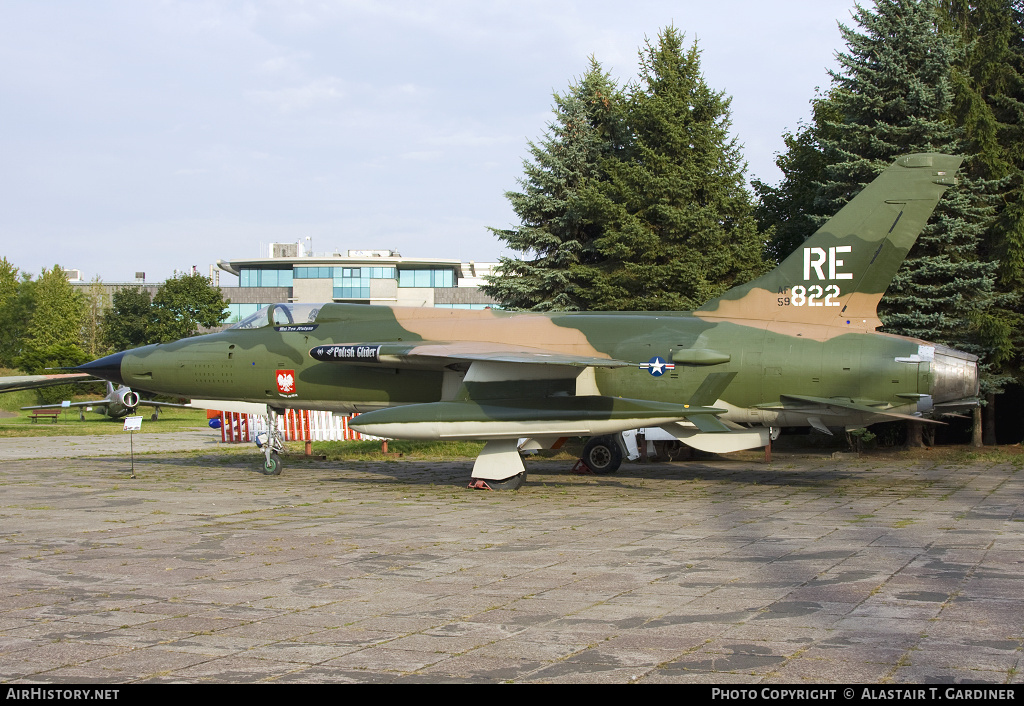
[123, 415, 143, 478]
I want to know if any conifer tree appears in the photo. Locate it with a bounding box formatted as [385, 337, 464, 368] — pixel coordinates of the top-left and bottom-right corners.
[752, 95, 842, 262]
[483, 60, 625, 310]
[17, 266, 87, 401]
[82, 276, 108, 359]
[760, 1, 1004, 375]
[820, 1, 1005, 370]
[18, 265, 87, 371]
[585, 27, 770, 311]
[940, 0, 1024, 439]
[0, 257, 24, 368]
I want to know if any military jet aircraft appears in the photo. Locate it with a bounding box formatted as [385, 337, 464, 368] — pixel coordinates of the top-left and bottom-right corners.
[77, 153, 978, 488]
[20, 381, 190, 420]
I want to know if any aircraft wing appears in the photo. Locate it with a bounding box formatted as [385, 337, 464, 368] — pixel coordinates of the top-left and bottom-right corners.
[21, 400, 99, 411]
[136, 399, 191, 409]
[22, 397, 190, 412]
[0, 373, 95, 393]
[308, 341, 631, 369]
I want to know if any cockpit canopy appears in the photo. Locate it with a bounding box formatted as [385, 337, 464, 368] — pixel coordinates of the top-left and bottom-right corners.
[229, 303, 324, 330]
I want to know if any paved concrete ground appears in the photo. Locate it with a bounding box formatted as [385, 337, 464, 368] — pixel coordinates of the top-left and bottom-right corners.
[0, 431, 221, 460]
[1, 442, 1023, 684]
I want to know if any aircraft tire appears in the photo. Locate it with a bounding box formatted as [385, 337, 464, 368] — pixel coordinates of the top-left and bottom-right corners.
[582, 436, 622, 475]
[262, 451, 282, 476]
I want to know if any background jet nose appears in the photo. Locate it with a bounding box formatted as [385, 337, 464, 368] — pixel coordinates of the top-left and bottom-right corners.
[930, 346, 979, 403]
[76, 351, 126, 386]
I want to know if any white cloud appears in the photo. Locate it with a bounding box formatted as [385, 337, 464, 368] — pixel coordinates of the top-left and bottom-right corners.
[245, 77, 346, 112]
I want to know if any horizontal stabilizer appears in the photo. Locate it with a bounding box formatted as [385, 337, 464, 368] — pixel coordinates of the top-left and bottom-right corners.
[767, 394, 942, 424]
[0, 373, 94, 393]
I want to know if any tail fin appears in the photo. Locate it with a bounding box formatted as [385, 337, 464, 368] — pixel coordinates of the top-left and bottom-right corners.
[697, 153, 963, 330]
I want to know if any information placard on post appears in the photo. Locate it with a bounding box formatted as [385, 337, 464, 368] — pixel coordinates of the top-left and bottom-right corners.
[123, 416, 143, 477]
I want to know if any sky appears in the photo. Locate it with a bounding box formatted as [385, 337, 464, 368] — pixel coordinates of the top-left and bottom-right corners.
[1, 0, 861, 285]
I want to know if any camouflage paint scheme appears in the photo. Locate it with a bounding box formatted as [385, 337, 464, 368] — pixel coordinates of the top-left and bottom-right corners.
[79, 154, 978, 486]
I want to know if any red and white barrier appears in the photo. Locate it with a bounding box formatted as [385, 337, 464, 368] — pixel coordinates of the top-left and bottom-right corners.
[218, 410, 373, 443]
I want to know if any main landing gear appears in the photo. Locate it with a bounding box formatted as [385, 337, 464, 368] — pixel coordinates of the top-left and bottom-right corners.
[579, 435, 623, 474]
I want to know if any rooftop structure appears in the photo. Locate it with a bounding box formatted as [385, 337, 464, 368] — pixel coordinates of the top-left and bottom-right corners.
[217, 246, 499, 324]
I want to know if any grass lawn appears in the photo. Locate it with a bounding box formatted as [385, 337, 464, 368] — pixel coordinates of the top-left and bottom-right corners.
[0, 406, 214, 437]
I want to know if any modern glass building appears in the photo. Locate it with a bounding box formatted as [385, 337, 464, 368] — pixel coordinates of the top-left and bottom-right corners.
[218, 248, 498, 324]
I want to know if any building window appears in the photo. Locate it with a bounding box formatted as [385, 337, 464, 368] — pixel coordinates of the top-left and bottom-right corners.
[295, 266, 395, 280]
[398, 268, 454, 288]
[295, 266, 333, 279]
[226, 302, 268, 323]
[239, 268, 293, 287]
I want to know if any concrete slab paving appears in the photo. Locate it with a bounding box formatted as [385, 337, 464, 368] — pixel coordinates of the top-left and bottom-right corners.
[1, 441, 1023, 683]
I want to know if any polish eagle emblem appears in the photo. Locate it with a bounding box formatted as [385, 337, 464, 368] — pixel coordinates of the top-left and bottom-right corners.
[276, 369, 295, 394]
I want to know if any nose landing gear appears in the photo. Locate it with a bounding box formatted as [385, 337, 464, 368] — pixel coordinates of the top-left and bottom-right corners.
[256, 408, 285, 475]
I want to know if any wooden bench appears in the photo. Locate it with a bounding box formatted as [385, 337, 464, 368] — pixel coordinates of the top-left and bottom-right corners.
[29, 409, 61, 423]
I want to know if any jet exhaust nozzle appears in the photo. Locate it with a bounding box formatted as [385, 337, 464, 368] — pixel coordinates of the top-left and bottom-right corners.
[931, 345, 979, 405]
[120, 389, 140, 409]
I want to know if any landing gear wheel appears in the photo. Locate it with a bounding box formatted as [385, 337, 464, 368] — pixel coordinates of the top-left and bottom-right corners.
[582, 436, 622, 475]
[468, 471, 526, 491]
[262, 451, 282, 476]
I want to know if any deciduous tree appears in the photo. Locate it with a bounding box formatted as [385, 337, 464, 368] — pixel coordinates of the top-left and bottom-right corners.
[149, 271, 229, 343]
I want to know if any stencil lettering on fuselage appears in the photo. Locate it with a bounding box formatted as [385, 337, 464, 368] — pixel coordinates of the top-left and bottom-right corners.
[777, 246, 853, 308]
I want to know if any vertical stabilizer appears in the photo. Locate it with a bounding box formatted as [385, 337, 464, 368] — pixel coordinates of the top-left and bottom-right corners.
[696, 153, 963, 330]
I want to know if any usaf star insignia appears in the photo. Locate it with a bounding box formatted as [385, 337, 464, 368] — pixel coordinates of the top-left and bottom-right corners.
[639, 356, 675, 377]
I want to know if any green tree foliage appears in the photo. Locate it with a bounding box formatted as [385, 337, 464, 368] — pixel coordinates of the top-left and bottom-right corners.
[585, 28, 770, 310]
[756, 0, 1010, 390]
[149, 271, 229, 343]
[822, 0, 1008, 387]
[18, 265, 87, 372]
[102, 286, 154, 351]
[0, 257, 27, 368]
[940, 0, 1024, 379]
[16, 266, 88, 402]
[752, 95, 842, 263]
[487, 28, 770, 311]
[482, 60, 626, 310]
[82, 276, 109, 359]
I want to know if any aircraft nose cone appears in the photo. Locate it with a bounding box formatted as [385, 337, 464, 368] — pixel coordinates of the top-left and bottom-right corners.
[76, 351, 126, 386]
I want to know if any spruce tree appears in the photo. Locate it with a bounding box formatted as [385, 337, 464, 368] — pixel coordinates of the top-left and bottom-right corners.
[941, 0, 1024, 439]
[753, 95, 842, 263]
[821, 1, 1004, 367]
[17, 266, 87, 401]
[0, 257, 23, 368]
[586, 27, 770, 311]
[760, 1, 1004, 372]
[482, 59, 626, 311]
